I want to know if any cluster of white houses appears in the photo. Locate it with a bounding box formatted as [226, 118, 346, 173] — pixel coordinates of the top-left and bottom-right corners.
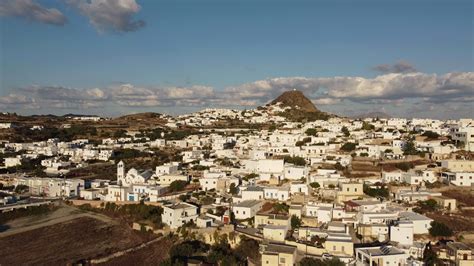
[2, 114, 474, 265]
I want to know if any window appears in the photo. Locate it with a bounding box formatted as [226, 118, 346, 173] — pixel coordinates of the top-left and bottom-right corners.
[279, 258, 286, 263]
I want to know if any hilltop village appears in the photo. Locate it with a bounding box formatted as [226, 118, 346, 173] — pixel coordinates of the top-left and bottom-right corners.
[0, 91, 473, 265]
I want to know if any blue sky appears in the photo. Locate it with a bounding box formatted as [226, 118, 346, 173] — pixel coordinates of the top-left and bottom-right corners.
[0, 0, 473, 118]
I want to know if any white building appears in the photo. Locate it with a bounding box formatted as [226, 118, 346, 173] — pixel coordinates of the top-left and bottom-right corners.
[156, 163, 179, 176]
[240, 186, 264, 201]
[264, 187, 290, 201]
[355, 245, 409, 266]
[80, 188, 102, 200]
[263, 225, 288, 243]
[157, 174, 189, 186]
[162, 202, 199, 229]
[4, 156, 22, 168]
[399, 212, 433, 234]
[290, 183, 309, 195]
[105, 185, 131, 202]
[284, 165, 308, 180]
[233, 200, 263, 220]
[441, 171, 474, 187]
[200, 177, 219, 191]
[390, 221, 414, 246]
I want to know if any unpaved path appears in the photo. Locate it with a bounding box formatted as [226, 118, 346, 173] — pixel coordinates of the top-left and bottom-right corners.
[0, 205, 116, 238]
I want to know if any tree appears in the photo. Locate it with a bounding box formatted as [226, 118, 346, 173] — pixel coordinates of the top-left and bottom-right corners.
[403, 140, 418, 155]
[395, 162, 414, 172]
[310, 182, 320, 189]
[273, 203, 290, 214]
[334, 162, 344, 171]
[166, 240, 210, 265]
[14, 184, 28, 194]
[192, 165, 209, 171]
[362, 122, 375, 131]
[300, 257, 344, 266]
[291, 215, 301, 230]
[413, 199, 438, 213]
[283, 156, 306, 166]
[178, 194, 190, 202]
[341, 126, 350, 137]
[363, 184, 389, 198]
[423, 242, 440, 265]
[229, 183, 238, 195]
[113, 129, 128, 138]
[422, 131, 440, 139]
[169, 180, 188, 192]
[341, 142, 357, 152]
[235, 236, 260, 261]
[228, 231, 237, 244]
[429, 221, 453, 237]
[305, 128, 318, 136]
[296, 140, 305, 146]
[242, 173, 259, 181]
[456, 141, 465, 149]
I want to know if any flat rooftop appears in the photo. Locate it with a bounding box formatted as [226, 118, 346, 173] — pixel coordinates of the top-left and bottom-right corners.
[358, 246, 405, 256]
[234, 200, 262, 208]
[399, 211, 433, 221]
[166, 203, 196, 210]
[264, 243, 296, 255]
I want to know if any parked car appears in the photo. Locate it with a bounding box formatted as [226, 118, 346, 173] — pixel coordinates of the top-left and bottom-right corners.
[322, 253, 333, 260]
[236, 223, 247, 229]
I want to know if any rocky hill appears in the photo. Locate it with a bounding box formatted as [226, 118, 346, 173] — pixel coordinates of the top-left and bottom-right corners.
[270, 90, 320, 112]
[267, 90, 331, 121]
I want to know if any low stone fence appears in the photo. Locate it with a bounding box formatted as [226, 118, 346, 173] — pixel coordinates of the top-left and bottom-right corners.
[69, 199, 162, 207]
[284, 240, 326, 256]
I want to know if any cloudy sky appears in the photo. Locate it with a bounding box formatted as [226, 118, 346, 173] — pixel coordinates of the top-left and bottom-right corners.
[0, 0, 472, 119]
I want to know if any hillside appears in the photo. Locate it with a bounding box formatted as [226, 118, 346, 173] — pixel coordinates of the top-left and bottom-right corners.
[268, 90, 332, 122]
[270, 90, 320, 112]
[112, 112, 164, 122]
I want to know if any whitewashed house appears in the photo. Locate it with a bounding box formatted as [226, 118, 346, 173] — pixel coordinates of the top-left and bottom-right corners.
[162, 202, 199, 229]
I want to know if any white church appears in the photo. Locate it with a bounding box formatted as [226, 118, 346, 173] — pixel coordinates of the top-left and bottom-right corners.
[105, 161, 166, 202]
[117, 161, 155, 186]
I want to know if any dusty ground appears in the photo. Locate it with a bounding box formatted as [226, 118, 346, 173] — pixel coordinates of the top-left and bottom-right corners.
[0, 206, 155, 265]
[98, 238, 173, 266]
[441, 189, 474, 207]
[0, 204, 115, 237]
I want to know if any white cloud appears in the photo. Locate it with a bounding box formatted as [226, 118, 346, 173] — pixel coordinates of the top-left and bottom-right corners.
[68, 0, 145, 32]
[0, 71, 472, 119]
[312, 98, 341, 105]
[0, 0, 67, 26]
[224, 72, 474, 105]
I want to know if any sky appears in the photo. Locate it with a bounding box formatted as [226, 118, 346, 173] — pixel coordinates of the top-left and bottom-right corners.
[0, 0, 473, 119]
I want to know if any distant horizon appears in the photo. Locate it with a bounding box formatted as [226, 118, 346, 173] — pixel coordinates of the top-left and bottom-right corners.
[3, 98, 472, 121]
[1, 0, 472, 119]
